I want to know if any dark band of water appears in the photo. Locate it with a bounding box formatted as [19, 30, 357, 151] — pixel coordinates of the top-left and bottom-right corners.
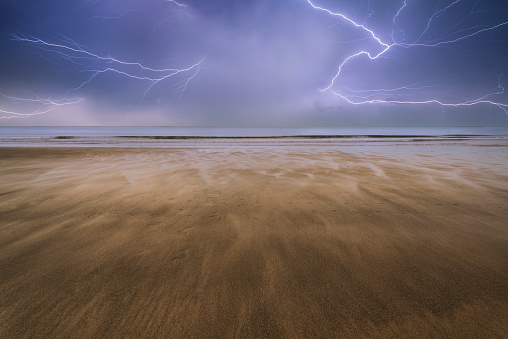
[2, 126, 508, 139]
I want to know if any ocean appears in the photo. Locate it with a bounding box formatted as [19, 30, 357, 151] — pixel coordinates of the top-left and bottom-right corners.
[1, 126, 508, 138]
[1, 127, 508, 166]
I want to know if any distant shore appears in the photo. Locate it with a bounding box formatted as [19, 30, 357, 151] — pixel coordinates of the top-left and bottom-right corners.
[1, 144, 507, 337]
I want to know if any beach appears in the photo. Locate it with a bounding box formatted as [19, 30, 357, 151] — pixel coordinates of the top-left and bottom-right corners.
[1, 140, 507, 337]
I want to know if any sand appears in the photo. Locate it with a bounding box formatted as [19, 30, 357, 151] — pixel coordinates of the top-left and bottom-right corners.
[0, 145, 507, 338]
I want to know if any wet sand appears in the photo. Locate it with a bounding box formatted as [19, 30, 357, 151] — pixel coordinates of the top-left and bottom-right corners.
[0, 145, 507, 337]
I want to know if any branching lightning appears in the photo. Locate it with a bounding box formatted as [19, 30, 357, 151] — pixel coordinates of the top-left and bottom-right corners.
[0, 93, 84, 120]
[9, 35, 204, 96]
[307, 0, 508, 115]
[3, 0, 507, 121]
[2, 0, 203, 120]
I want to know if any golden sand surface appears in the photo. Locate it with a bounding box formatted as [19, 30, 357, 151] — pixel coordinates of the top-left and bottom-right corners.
[0, 146, 507, 338]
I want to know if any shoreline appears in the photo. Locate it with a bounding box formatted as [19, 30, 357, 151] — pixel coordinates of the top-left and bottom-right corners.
[1, 133, 508, 149]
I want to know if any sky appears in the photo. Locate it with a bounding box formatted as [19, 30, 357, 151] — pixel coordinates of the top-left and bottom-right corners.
[1, 0, 508, 126]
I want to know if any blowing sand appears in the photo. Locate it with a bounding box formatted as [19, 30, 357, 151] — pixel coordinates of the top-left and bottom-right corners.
[0, 145, 507, 338]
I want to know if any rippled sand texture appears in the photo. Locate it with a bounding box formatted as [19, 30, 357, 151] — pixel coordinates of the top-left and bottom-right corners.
[1, 146, 507, 338]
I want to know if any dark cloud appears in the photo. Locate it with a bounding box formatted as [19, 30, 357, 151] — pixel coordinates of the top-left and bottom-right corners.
[1, 0, 507, 125]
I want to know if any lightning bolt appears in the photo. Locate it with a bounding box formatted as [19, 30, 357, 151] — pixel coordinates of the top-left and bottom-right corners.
[412, 0, 462, 44]
[307, 0, 508, 115]
[0, 93, 84, 120]
[3, 0, 202, 120]
[167, 0, 187, 8]
[10, 34, 205, 97]
[331, 81, 508, 115]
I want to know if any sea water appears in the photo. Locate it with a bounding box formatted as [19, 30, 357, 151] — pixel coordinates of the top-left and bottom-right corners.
[1, 126, 508, 138]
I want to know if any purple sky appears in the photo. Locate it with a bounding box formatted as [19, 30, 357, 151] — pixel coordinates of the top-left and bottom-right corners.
[1, 0, 508, 126]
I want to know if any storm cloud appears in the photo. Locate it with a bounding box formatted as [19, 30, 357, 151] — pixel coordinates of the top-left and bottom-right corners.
[1, 0, 507, 126]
